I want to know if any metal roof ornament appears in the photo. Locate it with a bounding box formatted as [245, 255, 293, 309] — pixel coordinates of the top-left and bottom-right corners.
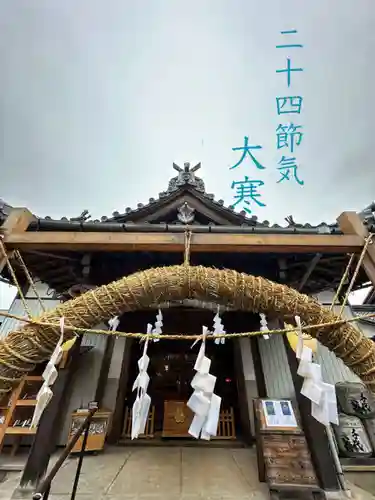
[167, 162, 205, 193]
[70, 210, 91, 222]
[177, 202, 195, 224]
[285, 215, 296, 227]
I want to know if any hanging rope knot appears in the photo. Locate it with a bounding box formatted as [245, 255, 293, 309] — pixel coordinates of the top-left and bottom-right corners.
[184, 229, 192, 266]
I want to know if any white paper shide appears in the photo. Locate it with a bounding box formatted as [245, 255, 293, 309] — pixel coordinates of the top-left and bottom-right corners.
[131, 324, 152, 439]
[151, 309, 163, 342]
[187, 326, 221, 440]
[295, 315, 338, 426]
[259, 313, 270, 340]
[108, 315, 120, 335]
[31, 317, 65, 427]
[212, 307, 225, 345]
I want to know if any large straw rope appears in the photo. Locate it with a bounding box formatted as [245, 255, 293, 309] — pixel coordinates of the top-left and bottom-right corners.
[0, 264, 374, 394]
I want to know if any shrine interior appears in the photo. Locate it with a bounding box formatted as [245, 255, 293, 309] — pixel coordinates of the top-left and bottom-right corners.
[118, 307, 261, 445]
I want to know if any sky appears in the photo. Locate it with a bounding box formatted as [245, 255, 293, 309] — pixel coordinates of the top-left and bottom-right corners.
[0, 0, 375, 308]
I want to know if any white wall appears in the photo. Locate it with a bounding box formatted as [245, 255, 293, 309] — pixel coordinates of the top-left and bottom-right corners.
[0, 282, 60, 340]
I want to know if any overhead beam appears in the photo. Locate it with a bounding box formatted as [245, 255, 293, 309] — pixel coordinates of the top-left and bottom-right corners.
[0, 208, 36, 273]
[337, 211, 375, 286]
[4, 231, 363, 254]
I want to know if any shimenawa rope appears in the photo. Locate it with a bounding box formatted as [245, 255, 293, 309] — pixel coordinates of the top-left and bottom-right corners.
[0, 234, 374, 393]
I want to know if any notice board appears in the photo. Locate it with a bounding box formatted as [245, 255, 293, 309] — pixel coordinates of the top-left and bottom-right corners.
[254, 398, 320, 492]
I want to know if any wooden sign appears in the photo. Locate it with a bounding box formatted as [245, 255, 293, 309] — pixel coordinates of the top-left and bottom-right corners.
[69, 409, 111, 453]
[261, 433, 317, 486]
[254, 398, 321, 496]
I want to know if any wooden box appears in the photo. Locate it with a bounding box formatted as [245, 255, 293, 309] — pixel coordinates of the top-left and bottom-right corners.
[162, 401, 193, 438]
[68, 409, 111, 453]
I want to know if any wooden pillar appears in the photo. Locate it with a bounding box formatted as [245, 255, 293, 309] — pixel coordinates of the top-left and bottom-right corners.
[94, 336, 115, 406]
[283, 336, 340, 491]
[12, 340, 82, 498]
[338, 211, 375, 285]
[0, 208, 35, 273]
[251, 337, 267, 398]
[107, 339, 132, 444]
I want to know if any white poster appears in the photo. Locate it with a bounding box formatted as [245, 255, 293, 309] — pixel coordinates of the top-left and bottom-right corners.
[262, 399, 298, 428]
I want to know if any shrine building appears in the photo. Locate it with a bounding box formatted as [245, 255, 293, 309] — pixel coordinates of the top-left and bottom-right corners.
[0, 163, 375, 496]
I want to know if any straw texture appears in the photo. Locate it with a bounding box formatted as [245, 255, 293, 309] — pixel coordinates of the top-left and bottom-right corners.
[0, 265, 374, 393]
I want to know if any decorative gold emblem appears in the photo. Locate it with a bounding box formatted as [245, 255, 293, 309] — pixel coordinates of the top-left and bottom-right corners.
[174, 406, 186, 424]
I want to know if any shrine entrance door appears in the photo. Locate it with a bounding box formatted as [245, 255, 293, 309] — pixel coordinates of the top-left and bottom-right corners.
[121, 308, 247, 444]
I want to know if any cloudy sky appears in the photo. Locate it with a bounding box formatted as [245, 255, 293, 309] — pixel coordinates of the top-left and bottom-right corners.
[1, 0, 374, 308]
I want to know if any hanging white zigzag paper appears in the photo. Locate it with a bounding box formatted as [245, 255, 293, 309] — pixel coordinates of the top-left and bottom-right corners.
[187, 326, 221, 440]
[259, 313, 270, 340]
[295, 315, 338, 427]
[213, 306, 225, 345]
[151, 309, 163, 342]
[108, 316, 120, 336]
[131, 324, 152, 439]
[31, 317, 65, 427]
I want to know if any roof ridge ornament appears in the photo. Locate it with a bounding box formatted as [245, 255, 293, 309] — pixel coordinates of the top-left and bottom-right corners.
[70, 210, 91, 222]
[177, 202, 195, 224]
[167, 162, 205, 194]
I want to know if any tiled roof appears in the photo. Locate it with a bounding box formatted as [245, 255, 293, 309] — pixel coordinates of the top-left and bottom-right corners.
[33, 163, 341, 234]
[2, 163, 374, 234]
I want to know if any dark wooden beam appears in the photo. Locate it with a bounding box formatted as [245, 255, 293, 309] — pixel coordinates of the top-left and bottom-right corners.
[14, 339, 82, 496]
[94, 336, 115, 406]
[233, 340, 253, 444]
[24, 250, 77, 262]
[297, 253, 322, 292]
[251, 337, 267, 398]
[283, 336, 340, 491]
[5, 231, 363, 254]
[107, 339, 132, 444]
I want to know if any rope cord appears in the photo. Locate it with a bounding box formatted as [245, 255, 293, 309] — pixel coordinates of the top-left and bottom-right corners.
[338, 235, 373, 317]
[0, 237, 33, 319]
[184, 230, 192, 266]
[14, 250, 46, 313]
[329, 253, 355, 312]
[0, 308, 375, 341]
[0, 232, 372, 341]
[0, 228, 374, 394]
